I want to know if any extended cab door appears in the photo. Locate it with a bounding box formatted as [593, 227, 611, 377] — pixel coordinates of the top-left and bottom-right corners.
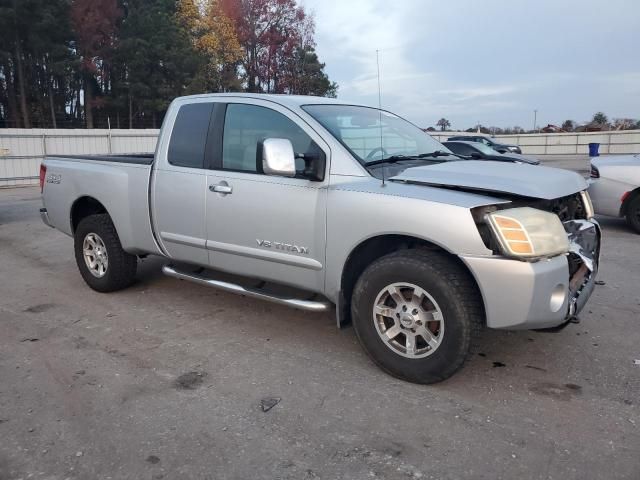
[204, 100, 329, 293]
[151, 100, 216, 265]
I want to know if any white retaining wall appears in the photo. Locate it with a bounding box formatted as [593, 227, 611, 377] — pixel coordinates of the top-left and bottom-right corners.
[0, 129, 159, 187]
[2, 128, 639, 187]
[429, 129, 640, 156]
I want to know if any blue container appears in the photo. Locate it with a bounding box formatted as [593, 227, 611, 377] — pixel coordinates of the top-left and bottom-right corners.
[588, 143, 600, 157]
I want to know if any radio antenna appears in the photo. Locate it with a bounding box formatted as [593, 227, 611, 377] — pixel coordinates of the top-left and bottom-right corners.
[376, 49, 385, 186]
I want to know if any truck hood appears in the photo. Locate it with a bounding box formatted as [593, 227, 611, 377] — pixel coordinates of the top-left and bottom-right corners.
[390, 160, 587, 200]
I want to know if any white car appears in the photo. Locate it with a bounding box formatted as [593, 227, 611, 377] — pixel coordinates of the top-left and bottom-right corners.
[588, 154, 640, 233]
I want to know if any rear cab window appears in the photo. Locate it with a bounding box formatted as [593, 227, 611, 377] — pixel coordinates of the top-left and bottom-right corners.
[168, 102, 214, 168]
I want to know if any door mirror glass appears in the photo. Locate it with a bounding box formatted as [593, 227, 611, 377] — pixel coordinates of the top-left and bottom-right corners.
[261, 138, 296, 177]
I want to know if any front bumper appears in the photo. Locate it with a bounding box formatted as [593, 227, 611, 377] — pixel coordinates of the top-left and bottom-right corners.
[461, 219, 601, 330]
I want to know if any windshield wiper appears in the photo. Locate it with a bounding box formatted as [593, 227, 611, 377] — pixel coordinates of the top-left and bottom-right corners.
[366, 150, 466, 166]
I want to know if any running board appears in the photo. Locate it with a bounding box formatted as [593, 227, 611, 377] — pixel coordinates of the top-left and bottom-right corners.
[162, 265, 332, 312]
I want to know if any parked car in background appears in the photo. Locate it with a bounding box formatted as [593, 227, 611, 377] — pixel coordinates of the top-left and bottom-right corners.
[39, 93, 600, 384]
[588, 154, 640, 233]
[447, 135, 522, 154]
[443, 141, 540, 165]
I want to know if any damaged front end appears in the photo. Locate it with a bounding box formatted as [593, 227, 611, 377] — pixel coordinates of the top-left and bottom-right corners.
[564, 218, 601, 318]
[465, 191, 601, 330]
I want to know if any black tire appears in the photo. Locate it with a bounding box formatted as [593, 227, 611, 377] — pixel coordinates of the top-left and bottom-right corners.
[625, 195, 640, 234]
[74, 214, 137, 292]
[351, 250, 483, 384]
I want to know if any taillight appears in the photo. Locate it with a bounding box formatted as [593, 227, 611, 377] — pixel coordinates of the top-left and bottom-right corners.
[621, 191, 630, 204]
[39, 163, 46, 193]
[590, 165, 599, 179]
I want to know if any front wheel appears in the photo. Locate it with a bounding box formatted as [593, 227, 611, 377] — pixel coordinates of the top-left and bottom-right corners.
[625, 195, 640, 234]
[351, 250, 483, 384]
[74, 214, 137, 292]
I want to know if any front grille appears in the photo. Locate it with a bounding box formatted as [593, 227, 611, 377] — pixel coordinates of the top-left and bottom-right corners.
[531, 193, 587, 222]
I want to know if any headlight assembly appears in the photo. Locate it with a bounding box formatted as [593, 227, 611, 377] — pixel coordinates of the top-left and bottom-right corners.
[486, 207, 569, 259]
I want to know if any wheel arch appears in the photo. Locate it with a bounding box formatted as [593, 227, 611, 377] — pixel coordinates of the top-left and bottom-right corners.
[70, 196, 108, 233]
[337, 234, 484, 327]
[620, 186, 640, 217]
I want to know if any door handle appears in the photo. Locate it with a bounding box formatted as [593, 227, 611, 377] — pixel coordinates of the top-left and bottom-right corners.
[209, 183, 232, 194]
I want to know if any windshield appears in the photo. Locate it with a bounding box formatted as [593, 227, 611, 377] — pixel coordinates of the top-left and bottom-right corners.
[477, 137, 498, 146]
[470, 142, 501, 155]
[302, 104, 450, 164]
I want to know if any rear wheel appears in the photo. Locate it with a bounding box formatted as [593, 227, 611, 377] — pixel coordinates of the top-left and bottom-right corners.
[351, 250, 483, 384]
[74, 214, 137, 292]
[625, 195, 640, 234]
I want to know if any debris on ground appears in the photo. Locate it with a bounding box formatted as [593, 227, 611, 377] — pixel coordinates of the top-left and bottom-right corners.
[173, 371, 207, 390]
[260, 397, 281, 412]
[525, 365, 547, 372]
[23, 303, 56, 313]
[20, 337, 39, 342]
[492, 362, 506, 368]
[634, 359, 640, 366]
[146, 455, 160, 464]
[595, 280, 606, 286]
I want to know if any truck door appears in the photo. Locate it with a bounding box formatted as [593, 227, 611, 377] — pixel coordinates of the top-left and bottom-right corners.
[151, 100, 215, 265]
[204, 101, 329, 293]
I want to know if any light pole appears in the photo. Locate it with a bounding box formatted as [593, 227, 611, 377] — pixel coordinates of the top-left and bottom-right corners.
[533, 109, 537, 132]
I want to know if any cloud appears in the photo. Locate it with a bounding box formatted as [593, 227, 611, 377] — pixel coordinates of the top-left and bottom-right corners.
[301, 0, 640, 128]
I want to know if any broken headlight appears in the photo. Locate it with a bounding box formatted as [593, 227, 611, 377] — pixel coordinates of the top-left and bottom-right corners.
[485, 207, 569, 259]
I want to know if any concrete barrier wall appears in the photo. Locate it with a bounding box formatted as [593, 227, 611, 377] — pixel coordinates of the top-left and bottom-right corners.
[429, 129, 640, 156]
[0, 129, 159, 187]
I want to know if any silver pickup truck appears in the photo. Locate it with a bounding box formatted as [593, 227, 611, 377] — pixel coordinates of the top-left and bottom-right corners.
[40, 93, 600, 383]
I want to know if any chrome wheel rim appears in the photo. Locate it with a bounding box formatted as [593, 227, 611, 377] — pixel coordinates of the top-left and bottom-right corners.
[373, 282, 444, 359]
[83, 233, 108, 278]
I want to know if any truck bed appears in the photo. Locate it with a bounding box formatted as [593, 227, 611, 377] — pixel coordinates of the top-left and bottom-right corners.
[48, 154, 154, 166]
[42, 153, 160, 256]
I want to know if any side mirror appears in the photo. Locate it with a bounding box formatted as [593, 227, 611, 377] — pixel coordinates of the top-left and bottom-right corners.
[261, 138, 296, 177]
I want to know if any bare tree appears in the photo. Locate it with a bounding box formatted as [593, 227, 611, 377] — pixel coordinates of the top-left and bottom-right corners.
[436, 118, 451, 131]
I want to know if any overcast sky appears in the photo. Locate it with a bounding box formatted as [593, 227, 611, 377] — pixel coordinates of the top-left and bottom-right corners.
[300, 0, 639, 130]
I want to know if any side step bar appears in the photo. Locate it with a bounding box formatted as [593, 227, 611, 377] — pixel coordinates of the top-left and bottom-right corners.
[162, 265, 332, 312]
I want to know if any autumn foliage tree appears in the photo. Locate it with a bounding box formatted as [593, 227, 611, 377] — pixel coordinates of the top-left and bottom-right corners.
[220, 0, 335, 95]
[70, 0, 122, 128]
[178, 0, 243, 93]
[0, 0, 337, 128]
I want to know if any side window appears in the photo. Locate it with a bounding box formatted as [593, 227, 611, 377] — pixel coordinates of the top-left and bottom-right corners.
[222, 103, 318, 173]
[168, 103, 213, 168]
[450, 143, 471, 155]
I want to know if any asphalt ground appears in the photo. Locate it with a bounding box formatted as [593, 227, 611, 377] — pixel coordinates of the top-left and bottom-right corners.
[1, 158, 638, 479]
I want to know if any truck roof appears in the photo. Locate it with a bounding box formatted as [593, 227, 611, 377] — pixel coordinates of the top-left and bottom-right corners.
[175, 93, 364, 109]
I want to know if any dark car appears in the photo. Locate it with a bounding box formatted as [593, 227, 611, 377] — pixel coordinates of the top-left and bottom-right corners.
[447, 135, 522, 154]
[443, 141, 540, 165]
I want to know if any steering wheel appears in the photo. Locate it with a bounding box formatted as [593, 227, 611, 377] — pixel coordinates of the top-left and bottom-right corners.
[366, 147, 389, 160]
